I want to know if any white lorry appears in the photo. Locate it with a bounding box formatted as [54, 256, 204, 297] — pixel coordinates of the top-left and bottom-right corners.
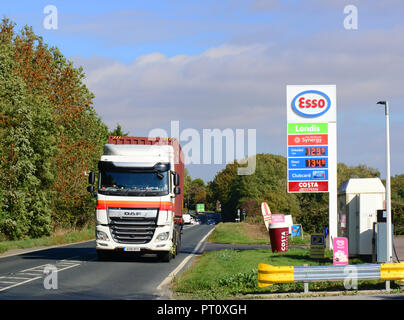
[87, 136, 185, 262]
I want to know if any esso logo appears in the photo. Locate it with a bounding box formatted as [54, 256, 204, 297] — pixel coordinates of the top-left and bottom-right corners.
[291, 90, 331, 118]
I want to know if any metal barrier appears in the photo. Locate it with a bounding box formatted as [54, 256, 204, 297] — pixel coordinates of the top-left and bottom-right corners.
[258, 262, 404, 288]
[380, 262, 404, 280]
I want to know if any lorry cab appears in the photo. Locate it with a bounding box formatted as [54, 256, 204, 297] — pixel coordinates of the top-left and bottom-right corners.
[88, 137, 184, 262]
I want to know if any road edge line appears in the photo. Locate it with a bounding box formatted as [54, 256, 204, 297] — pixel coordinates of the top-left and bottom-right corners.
[156, 227, 215, 295]
[0, 239, 95, 259]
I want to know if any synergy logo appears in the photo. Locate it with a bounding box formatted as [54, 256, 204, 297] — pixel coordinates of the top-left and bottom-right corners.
[291, 90, 331, 118]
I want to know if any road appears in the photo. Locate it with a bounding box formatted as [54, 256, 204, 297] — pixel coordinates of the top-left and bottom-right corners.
[0, 224, 214, 300]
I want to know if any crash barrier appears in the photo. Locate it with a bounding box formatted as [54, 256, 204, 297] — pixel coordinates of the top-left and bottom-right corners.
[257, 262, 404, 287]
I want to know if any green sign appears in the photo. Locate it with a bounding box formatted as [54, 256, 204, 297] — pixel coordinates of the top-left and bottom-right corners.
[288, 123, 328, 134]
[196, 203, 205, 212]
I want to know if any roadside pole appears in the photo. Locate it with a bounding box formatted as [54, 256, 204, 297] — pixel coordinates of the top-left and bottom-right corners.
[328, 121, 337, 250]
[377, 101, 393, 263]
[385, 102, 392, 263]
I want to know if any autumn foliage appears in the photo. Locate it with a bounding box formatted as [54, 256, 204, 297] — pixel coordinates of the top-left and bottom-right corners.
[0, 19, 107, 239]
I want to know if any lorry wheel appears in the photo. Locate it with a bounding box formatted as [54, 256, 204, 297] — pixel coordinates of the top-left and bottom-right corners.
[159, 236, 176, 262]
[172, 231, 179, 258]
[172, 241, 177, 259]
[176, 233, 181, 256]
[158, 251, 172, 262]
[97, 250, 112, 261]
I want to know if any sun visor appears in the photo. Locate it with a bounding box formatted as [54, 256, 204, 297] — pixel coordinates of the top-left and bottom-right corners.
[98, 161, 170, 172]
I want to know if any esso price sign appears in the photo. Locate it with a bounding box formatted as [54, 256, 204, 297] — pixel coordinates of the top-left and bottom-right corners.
[291, 90, 331, 118]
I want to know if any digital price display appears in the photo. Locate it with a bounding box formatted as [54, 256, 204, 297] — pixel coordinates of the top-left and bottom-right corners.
[305, 159, 326, 168]
[288, 157, 328, 169]
[288, 146, 328, 157]
[305, 147, 326, 156]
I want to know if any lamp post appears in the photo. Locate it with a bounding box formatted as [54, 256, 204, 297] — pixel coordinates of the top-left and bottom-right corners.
[377, 100, 393, 263]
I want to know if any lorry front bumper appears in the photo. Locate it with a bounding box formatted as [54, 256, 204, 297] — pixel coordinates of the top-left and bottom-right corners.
[95, 225, 172, 252]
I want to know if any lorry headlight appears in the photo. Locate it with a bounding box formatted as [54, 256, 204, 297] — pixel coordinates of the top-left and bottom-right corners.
[96, 231, 109, 241]
[156, 232, 169, 241]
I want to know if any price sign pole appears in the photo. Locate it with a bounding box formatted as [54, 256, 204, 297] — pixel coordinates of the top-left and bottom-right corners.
[287, 85, 337, 249]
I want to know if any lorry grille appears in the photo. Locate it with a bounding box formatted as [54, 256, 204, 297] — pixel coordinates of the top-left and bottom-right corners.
[108, 209, 158, 244]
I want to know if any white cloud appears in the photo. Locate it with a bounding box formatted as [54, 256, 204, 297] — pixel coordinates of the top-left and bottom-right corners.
[73, 27, 404, 128]
[71, 25, 404, 180]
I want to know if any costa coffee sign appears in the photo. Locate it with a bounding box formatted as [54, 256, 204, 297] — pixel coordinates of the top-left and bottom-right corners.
[291, 90, 331, 118]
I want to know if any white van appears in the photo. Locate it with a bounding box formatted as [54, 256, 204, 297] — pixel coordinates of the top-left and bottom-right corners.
[183, 214, 192, 224]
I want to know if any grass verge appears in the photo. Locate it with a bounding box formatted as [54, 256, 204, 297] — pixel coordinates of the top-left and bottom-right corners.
[208, 222, 310, 246]
[173, 248, 402, 300]
[0, 226, 95, 255]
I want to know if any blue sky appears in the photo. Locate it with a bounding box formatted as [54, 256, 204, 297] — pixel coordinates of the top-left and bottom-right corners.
[2, 0, 404, 182]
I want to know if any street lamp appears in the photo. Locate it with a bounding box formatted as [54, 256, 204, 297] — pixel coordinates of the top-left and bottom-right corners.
[377, 100, 393, 263]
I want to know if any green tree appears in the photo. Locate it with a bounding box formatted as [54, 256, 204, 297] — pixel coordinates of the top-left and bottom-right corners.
[184, 175, 208, 211]
[209, 162, 238, 214]
[189, 183, 207, 209]
[391, 174, 404, 202]
[109, 123, 129, 137]
[298, 163, 381, 233]
[337, 163, 380, 187]
[207, 153, 398, 234]
[0, 19, 108, 238]
[391, 174, 404, 234]
[209, 154, 300, 222]
[183, 168, 192, 211]
[0, 20, 56, 238]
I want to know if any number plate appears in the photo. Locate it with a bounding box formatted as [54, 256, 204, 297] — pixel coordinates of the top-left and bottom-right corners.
[124, 247, 141, 252]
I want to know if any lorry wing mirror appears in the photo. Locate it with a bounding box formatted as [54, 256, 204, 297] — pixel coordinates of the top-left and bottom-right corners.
[174, 187, 181, 195]
[88, 171, 95, 185]
[87, 185, 94, 193]
[174, 173, 180, 186]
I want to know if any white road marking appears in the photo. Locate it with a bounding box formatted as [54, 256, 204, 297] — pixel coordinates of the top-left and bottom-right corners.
[182, 223, 199, 230]
[0, 258, 82, 292]
[0, 276, 42, 291]
[16, 272, 44, 276]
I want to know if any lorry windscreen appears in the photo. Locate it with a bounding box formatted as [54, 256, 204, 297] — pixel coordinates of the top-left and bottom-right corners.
[98, 170, 169, 196]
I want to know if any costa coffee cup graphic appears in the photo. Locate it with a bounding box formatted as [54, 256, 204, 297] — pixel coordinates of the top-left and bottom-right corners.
[269, 222, 289, 253]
